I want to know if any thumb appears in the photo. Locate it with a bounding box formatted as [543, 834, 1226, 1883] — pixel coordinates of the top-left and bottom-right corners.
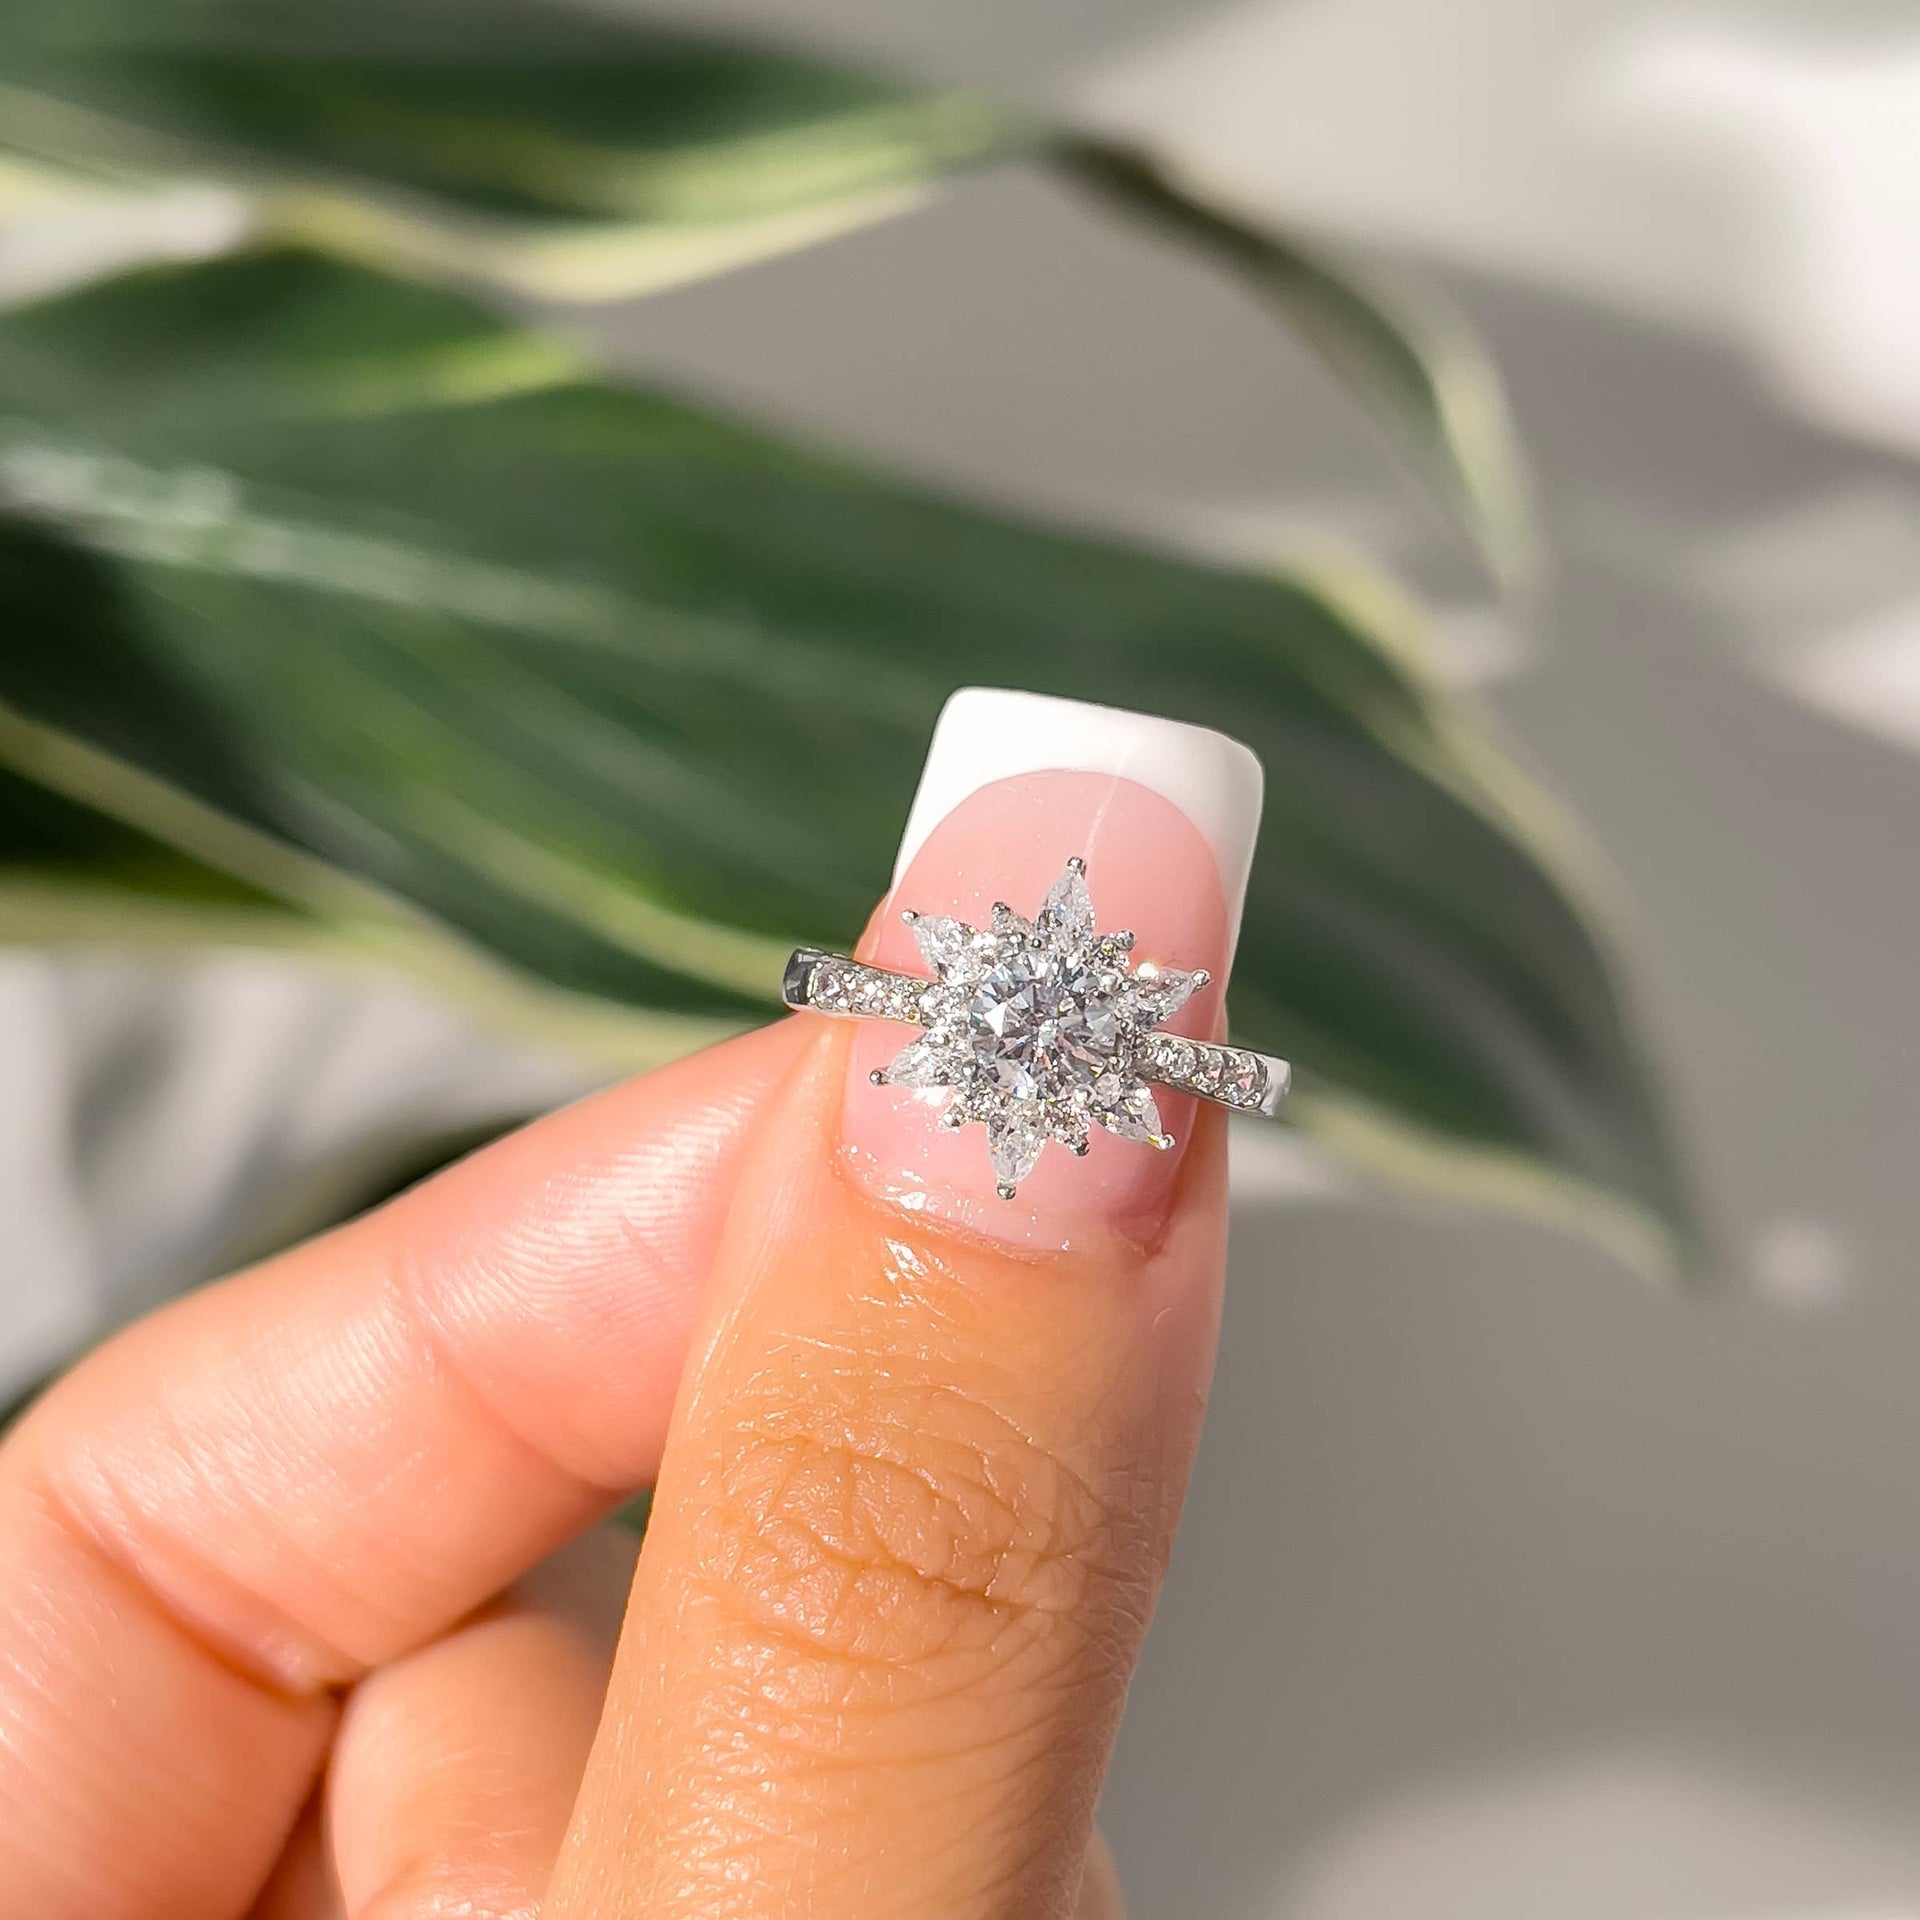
[548, 697, 1261, 1920]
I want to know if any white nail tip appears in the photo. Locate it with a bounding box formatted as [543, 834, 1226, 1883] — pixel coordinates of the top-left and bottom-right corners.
[892, 688, 1265, 943]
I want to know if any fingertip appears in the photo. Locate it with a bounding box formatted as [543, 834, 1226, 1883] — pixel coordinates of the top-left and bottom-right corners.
[331, 1527, 638, 1920]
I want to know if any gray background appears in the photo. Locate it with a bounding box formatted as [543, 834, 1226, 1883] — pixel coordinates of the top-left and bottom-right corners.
[7, 2, 1920, 1914]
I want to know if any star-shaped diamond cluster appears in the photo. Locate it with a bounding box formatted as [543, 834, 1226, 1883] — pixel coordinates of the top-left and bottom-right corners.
[870, 857, 1209, 1198]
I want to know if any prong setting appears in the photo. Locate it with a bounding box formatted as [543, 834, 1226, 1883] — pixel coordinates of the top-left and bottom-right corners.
[864, 859, 1229, 1195]
[789, 856, 1289, 1194]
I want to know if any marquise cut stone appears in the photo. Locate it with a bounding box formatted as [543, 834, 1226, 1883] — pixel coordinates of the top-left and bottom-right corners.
[882, 1037, 957, 1090]
[1098, 1084, 1165, 1145]
[1036, 865, 1095, 946]
[988, 1113, 1046, 1188]
[1127, 964, 1199, 1025]
[912, 914, 976, 980]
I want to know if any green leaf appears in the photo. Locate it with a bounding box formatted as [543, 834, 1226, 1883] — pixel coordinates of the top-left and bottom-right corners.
[0, 755, 300, 945]
[1054, 138, 1536, 593]
[0, 250, 1692, 1272]
[0, 526, 319, 943]
[0, 670, 748, 1074]
[0, 3, 1529, 579]
[0, 0, 1026, 298]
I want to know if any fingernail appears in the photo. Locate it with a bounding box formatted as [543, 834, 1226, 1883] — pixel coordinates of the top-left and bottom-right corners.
[838, 688, 1263, 1252]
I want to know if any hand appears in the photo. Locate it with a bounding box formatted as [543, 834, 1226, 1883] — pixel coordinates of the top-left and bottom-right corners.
[0, 747, 1248, 1920]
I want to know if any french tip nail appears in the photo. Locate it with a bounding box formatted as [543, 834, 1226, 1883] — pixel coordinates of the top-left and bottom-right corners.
[845, 689, 1266, 1251]
[894, 688, 1264, 944]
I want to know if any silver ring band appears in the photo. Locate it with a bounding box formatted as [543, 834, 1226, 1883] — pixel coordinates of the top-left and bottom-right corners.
[783, 946, 1291, 1121]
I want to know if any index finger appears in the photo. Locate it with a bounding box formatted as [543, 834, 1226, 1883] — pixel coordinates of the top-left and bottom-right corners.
[0, 1014, 806, 1920]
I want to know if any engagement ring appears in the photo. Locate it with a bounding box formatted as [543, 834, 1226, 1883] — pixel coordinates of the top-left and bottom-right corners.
[783, 857, 1291, 1197]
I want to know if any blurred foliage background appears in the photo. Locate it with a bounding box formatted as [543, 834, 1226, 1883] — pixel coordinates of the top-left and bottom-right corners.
[0, 0, 1694, 1288]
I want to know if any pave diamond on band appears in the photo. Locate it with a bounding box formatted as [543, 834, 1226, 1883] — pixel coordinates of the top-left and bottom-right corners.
[781, 856, 1291, 1198]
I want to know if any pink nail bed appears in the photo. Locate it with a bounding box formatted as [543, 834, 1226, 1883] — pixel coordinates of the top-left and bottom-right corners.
[837, 690, 1264, 1254]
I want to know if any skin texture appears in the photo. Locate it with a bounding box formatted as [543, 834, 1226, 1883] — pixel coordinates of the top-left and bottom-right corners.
[546, 1028, 1225, 1919]
[0, 1020, 807, 1920]
[0, 772, 1235, 1918]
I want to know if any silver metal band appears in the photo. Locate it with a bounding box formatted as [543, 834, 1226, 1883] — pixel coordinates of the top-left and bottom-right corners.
[782, 946, 1291, 1121]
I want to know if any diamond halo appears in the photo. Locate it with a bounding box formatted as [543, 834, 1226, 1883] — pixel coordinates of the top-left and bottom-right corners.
[868, 857, 1210, 1198]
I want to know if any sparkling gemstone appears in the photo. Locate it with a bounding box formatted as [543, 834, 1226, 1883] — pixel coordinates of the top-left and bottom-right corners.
[881, 1037, 958, 1089]
[1052, 1105, 1091, 1156]
[1127, 963, 1199, 1025]
[965, 945, 1127, 1103]
[912, 914, 976, 979]
[1228, 1054, 1267, 1105]
[1036, 865, 1094, 946]
[988, 1112, 1045, 1188]
[875, 859, 1213, 1195]
[1099, 1083, 1166, 1145]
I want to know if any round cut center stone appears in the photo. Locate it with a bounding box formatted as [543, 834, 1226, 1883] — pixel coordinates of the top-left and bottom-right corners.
[966, 947, 1124, 1100]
